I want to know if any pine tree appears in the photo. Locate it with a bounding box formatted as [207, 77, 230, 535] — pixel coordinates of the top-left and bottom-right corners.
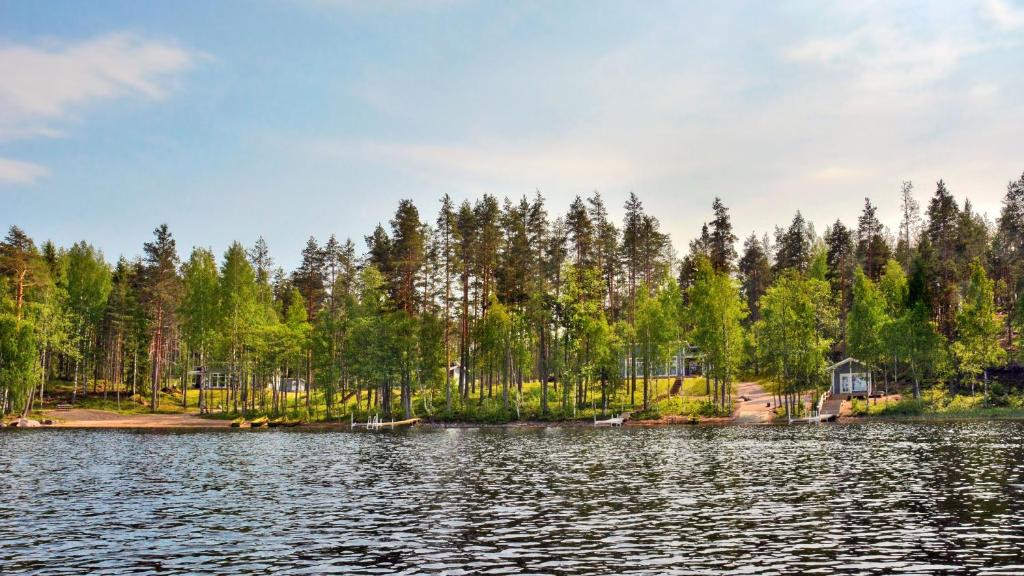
[293, 236, 325, 321]
[925, 180, 961, 338]
[454, 201, 476, 399]
[896, 181, 920, 270]
[856, 198, 890, 280]
[475, 195, 502, 316]
[389, 199, 425, 314]
[141, 224, 180, 411]
[566, 195, 594, 271]
[436, 194, 457, 411]
[588, 192, 619, 318]
[621, 192, 644, 324]
[709, 197, 737, 273]
[738, 233, 772, 324]
[678, 224, 710, 296]
[774, 212, 812, 273]
[825, 220, 855, 353]
[0, 226, 48, 320]
[992, 173, 1024, 342]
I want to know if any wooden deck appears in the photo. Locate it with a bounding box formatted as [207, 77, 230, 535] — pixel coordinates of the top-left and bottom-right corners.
[819, 394, 843, 420]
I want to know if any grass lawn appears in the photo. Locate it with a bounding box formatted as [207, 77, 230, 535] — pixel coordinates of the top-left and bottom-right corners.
[29, 375, 735, 423]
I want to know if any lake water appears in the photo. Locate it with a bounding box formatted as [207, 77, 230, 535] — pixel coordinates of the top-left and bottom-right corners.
[2, 422, 1023, 575]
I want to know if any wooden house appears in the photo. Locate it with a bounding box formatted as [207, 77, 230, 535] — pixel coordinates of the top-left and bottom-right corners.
[621, 344, 703, 379]
[827, 357, 872, 397]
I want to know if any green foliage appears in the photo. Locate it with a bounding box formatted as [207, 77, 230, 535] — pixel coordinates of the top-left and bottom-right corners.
[179, 248, 220, 356]
[686, 256, 747, 405]
[5, 182, 1024, 421]
[952, 260, 1005, 384]
[0, 315, 38, 413]
[847, 267, 888, 367]
[886, 301, 948, 398]
[754, 271, 835, 394]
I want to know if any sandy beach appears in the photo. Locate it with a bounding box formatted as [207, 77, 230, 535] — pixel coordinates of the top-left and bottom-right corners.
[35, 409, 232, 429]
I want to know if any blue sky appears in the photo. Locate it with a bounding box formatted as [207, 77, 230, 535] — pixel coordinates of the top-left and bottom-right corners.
[2, 0, 1023, 269]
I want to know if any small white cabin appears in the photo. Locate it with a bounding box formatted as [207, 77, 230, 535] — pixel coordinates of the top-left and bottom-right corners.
[447, 363, 465, 387]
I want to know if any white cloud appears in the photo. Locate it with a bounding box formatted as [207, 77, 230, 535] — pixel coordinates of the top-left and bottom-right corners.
[983, 0, 1024, 30]
[786, 23, 984, 92]
[813, 167, 862, 181]
[0, 32, 198, 183]
[0, 157, 48, 185]
[312, 138, 638, 191]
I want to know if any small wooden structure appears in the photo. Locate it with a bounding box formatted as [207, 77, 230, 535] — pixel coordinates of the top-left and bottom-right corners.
[621, 343, 704, 379]
[350, 414, 421, 430]
[446, 363, 465, 388]
[594, 414, 626, 427]
[267, 377, 306, 393]
[827, 357, 872, 398]
[188, 365, 234, 390]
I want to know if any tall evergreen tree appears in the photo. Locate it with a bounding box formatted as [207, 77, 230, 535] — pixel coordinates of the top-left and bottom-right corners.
[774, 212, 813, 273]
[738, 233, 772, 324]
[293, 236, 326, 321]
[0, 226, 47, 320]
[389, 199, 426, 314]
[588, 192, 619, 317]
[856, 198, 890, 280]
[708, 197, 737, 273]
[992, 173, 1024, 341]
[436, 194, 457, 411]
[925, 180, 961, 338]
[141, 224, 180, 411]
[896, 181, 920, 270]
[825, 220, 855, 353]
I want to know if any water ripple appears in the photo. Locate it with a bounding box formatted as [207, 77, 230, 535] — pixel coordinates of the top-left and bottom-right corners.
[1, 421, 1023, 574]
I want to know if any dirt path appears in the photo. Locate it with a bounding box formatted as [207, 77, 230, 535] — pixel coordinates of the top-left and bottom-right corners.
[39, 409, 230, 429]
[734, 382, 774, 424]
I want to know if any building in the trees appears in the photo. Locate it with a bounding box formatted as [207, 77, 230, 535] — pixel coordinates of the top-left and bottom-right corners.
[621, 344, 703, 379]
[827, 357, 872, 397]
[188, 366, 233, 389]
[447, 363, 465, 388]
[272, 377, 306, 393]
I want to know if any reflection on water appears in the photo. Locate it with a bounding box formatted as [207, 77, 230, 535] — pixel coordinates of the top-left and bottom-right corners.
[1, 422, 1023, 574]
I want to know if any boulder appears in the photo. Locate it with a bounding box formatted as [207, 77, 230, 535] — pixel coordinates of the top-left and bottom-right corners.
[11, 418, 41, 427]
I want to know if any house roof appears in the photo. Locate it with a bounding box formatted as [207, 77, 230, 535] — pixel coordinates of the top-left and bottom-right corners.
[826, 357, 872, 371]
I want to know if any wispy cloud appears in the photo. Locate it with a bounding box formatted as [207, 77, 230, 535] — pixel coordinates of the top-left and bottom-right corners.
[983, 0, 1024, 30]
[785, 23, 985, 92]
[311, 138, 638, 191]
[0, 157, 48, 185]
[0, 32, 198, 184]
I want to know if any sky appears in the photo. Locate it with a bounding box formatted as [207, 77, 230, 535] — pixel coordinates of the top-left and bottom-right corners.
[2, 0, 1023, 270]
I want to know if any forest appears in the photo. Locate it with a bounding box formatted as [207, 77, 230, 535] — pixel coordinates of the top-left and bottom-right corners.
[2, 173, 1023, 423]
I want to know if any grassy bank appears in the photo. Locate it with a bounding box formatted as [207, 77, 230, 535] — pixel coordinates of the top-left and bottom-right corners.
[850, 388, 1024, 420]
[29, 375, 735, 424]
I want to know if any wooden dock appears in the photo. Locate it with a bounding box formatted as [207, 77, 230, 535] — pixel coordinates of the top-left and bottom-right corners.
[351, 414, 421, 430]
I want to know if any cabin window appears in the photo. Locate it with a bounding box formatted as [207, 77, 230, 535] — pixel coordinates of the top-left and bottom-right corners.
[840, 373, 868, 393]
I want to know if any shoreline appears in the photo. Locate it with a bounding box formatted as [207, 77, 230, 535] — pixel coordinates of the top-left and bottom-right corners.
[9, 407, 1024, 431]
[10, 408, 736, 430]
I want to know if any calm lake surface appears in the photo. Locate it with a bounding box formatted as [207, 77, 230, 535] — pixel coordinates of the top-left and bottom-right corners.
[2, 422, 1024, 575]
